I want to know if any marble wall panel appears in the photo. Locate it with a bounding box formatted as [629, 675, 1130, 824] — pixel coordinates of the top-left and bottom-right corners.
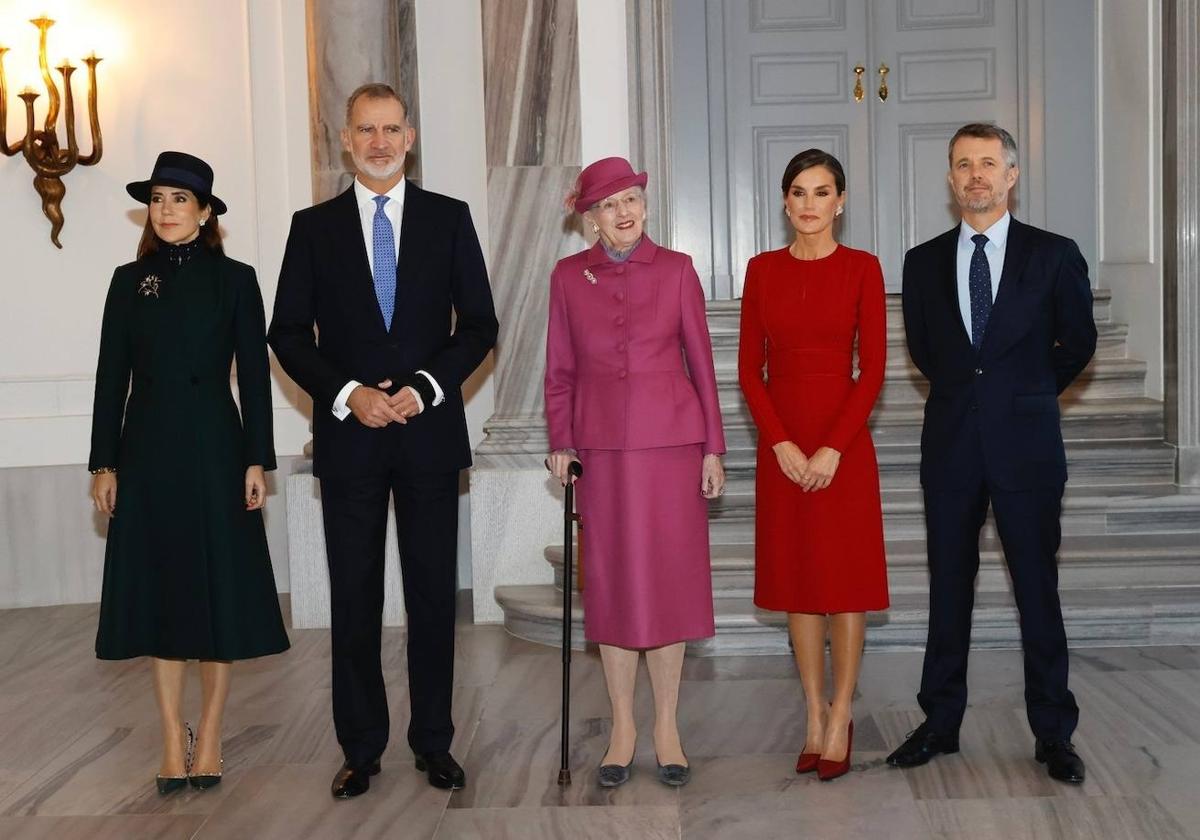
[486, 166, 584, 423]
[482, 0, 581, 166]
[0, 456, 305, 609]
[306, 0, 421, 202]
[472, 0, 583, 622]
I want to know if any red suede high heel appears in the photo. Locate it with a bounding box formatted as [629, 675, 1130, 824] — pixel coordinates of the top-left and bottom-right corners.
[817, 720, 853, 781]
[795, 750, 821, 774]
[797, 704, 830, 774]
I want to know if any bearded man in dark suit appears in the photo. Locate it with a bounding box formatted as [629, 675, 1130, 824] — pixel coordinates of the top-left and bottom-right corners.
[269, 83, 497, 798]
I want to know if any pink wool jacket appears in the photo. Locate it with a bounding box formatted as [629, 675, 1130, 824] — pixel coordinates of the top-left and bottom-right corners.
[544, 236, 726, 455]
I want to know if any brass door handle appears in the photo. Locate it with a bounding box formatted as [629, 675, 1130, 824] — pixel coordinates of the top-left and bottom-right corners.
[878, 62, 890, 101]
[853, 64, 865, 102]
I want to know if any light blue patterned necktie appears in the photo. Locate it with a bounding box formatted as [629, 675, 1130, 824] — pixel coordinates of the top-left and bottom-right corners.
[372, 194, 396, 331]
[969, 233, 991, 349]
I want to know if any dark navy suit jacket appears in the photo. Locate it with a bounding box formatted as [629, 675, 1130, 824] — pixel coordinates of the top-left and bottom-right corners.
[901, 217, 1097, 491]
[268, 183, 498, 478]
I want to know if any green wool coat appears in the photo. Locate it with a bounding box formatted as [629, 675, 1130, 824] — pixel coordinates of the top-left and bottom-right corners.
[88, 248, 289, 660]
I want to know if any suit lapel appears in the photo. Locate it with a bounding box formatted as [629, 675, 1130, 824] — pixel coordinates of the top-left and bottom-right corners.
[334, 186, 373, 284]
[935, 227, 973, 350]
[392, 181, 429, 336]
[331, 187, 390, 335]
[980, 217, 1034, 357]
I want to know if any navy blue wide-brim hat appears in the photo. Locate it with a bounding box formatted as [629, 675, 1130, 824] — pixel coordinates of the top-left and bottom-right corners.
[126, 151, 228, 215]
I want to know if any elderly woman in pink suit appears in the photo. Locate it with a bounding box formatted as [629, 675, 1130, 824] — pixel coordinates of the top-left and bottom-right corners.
[545, 157, 726, 788]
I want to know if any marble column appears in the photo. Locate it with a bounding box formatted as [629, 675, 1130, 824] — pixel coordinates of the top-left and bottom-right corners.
[284, 0, 422, 627]
[471, 0, 583, 622]
[1167, 0, 1200, 486]
[626, 0, 672, 246]
[306, 0, 421, 202]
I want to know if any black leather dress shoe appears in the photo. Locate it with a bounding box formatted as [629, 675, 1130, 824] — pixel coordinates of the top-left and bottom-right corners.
[886, 722, 960, 768]
[1035, 739, 1085, 783]
[331, 759, 381, 799]
[415, 751, 466, 790]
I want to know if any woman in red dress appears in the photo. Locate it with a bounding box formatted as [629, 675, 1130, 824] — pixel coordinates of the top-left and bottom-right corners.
[738, 149, 888, 780]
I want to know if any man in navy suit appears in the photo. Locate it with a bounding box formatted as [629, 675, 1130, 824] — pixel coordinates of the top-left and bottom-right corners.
[269, 83, 497, 797]
[887, 124, 1096, 783]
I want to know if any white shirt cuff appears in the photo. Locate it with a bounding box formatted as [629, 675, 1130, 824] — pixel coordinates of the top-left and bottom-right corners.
[416, 370, 445, 406]
[403, 385, 425, 414]
[332, 380, 361, 420]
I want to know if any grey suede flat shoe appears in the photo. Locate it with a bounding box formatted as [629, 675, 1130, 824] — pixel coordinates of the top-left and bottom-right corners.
[598, 761, 632, 788]
[656, 755, 691, 787]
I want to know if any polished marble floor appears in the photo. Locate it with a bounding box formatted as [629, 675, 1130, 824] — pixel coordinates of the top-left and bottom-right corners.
[0, 597, 1197, 839]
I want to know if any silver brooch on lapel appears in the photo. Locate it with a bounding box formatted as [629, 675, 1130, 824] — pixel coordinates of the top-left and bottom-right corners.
[137, 274, 161, 298]
[583, 268, 597, 285]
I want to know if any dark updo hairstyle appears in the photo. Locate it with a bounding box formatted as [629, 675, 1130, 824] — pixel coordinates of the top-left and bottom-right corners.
[780, 149, 846, 196]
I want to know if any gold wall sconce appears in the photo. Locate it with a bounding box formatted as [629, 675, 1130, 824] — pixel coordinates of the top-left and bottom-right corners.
[1, 16, 103, 249]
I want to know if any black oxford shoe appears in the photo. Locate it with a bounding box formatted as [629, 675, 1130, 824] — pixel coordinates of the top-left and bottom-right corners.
[886, 722, 960, 768]
[1035, 739, 1085, 784]
[331, 759, 381, 799]
[415, 751, 466, 790]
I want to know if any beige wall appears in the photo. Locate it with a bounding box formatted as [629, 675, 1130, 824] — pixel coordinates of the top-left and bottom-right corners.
[0, 0, 313, 468]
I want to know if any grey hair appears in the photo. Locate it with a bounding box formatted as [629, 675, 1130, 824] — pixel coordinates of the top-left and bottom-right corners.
[588, 185, 647, 212]
[345, 83, 410, 126]
[948, 123, 1018, 168]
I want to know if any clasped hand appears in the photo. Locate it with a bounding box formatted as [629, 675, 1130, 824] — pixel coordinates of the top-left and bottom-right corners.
[347, 380, 422, 428]
[772, 441, 841, 492]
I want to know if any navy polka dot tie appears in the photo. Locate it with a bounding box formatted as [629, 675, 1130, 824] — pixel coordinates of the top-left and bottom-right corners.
[969, 233, 991, 350]
[372, 195, 396, 331]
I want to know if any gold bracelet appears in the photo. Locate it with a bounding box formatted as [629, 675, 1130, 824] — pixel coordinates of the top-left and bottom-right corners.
[90, 466, 117, 475]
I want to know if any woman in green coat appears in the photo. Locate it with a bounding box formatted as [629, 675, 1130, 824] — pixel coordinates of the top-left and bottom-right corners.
[88, 152, 289, 794]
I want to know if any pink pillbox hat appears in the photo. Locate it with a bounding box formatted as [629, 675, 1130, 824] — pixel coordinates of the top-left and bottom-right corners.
[571, 157, 648, 213]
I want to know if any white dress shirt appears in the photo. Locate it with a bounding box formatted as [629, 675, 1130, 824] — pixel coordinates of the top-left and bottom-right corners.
[331, 176, 445, 420]
[955, 211, 1010, 338]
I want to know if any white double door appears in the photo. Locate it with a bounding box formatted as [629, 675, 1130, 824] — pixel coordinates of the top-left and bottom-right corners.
[677, 0, 1021, 295]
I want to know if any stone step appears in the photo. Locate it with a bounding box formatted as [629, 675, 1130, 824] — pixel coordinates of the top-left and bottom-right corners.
[547, 532, 1200, 598]
[712, 397, 1165, 449]
[495, 582, 1200, 654]
[701, 484, 1200, 542]
[703, 288, 1114, 330]
[712, 357, 1151, 404]
[714, 439, 1179, 489]
[708, 320, 1131, 363]
[476, 398, 1165, 460]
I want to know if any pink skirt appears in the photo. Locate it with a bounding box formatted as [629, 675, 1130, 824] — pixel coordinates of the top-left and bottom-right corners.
[575, 444, 715, 648]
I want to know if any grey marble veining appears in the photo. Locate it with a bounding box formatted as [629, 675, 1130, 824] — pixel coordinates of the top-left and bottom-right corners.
[918, 796, 1190, 840]
[306, 0, 420, 203]
[436, 805, 680, 839]
[485, 166, 584, 421]
[0, 814, 207, 840]
[482, 0, 580, 166]
[5, 602, 1200, 837]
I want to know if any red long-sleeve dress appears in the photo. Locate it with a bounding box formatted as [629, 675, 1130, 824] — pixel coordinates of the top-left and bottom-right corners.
[738, 245, 889, 613]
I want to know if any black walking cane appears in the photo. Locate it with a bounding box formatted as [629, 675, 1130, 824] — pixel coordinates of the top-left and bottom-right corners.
[546, 458, 584, 785]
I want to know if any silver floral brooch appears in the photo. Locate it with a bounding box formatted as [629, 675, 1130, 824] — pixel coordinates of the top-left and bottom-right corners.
[138, 274, 161, 298]
[583, 268, 597, 285]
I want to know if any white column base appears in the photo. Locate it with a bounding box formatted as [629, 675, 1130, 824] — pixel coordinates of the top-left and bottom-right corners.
[469, 464, 564, 624]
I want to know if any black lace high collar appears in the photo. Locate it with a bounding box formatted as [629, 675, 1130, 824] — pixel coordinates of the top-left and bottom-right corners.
[159, 237, 204, 268]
